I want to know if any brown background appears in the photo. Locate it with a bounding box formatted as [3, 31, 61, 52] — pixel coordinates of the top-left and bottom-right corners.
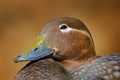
[0, 0, 120, 80]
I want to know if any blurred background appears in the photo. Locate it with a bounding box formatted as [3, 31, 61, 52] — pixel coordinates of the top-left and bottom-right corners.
[0, 0, 120, 79]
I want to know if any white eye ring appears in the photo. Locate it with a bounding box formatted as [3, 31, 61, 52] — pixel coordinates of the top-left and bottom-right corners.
[59, 24, 72, 33]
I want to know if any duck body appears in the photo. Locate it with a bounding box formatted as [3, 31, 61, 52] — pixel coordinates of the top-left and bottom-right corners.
[15, 54, 120, 80]
[70, 54, 120, 80]
[15, 59, 69, 80]
[14, 17, 120, 80]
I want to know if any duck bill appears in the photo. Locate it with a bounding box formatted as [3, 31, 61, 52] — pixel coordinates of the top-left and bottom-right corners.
[14, 34, 54, 63]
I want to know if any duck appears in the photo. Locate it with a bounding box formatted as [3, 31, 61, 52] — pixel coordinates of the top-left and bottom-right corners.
[14, 17, 120, 80]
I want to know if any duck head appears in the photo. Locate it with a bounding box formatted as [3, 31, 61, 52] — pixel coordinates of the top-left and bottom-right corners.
[14, 17, 96, 69]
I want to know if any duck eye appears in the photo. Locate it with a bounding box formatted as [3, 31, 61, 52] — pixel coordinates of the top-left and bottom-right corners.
[59, 24, 72, 33]
[59, 24, 68, 29]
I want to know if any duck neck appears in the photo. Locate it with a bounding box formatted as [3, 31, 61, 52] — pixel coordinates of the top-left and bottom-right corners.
[59, 56, 96, 71]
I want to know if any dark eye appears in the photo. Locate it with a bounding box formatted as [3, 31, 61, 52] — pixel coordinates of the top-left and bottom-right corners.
[59, 24, 71, 33]
[59, 24, 68, 29]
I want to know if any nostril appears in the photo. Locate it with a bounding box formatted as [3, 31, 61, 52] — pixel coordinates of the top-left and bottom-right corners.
[18, 55, 21, 57]
[34, 48, 38, 51]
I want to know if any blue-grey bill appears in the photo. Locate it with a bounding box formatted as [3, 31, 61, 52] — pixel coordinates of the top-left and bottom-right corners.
[14, 45, 54, 63]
